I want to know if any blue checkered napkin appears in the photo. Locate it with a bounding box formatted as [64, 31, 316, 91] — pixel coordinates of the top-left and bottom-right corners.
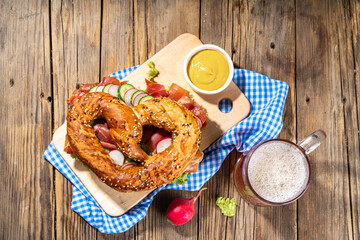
[44, 67, 288, 233]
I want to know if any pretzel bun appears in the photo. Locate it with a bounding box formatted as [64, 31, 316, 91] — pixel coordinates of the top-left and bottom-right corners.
[66, 92, 201, 192]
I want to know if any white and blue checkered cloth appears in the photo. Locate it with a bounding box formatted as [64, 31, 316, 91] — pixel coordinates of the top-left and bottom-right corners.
[44, 67, 288, 233]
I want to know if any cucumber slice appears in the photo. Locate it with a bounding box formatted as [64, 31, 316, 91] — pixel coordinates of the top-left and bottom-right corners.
[103, 84, 114, 93]
[133, 93, 148, 106]
[118, 83, 135, 101]
[108, 85, 120, 97]
[88, 85, 98, 93]
[95, 86, 105, 92]
[131, 90, 146, 106]
[138, 95, 154, 105]
[123, 88, 138, 106]
[123, 159, 136, 165]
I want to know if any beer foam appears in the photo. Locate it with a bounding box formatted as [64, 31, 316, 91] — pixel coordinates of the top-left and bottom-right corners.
[247, 141, 309, 203]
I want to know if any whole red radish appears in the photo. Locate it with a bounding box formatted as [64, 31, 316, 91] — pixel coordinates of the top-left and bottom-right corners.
[166, 188, 206, 226]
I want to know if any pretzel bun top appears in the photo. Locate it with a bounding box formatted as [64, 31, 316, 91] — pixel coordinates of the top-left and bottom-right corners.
[66, 92, 201, 192]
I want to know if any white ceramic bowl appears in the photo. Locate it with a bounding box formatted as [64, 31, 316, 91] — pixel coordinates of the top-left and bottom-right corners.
[183, 44, 234, 95]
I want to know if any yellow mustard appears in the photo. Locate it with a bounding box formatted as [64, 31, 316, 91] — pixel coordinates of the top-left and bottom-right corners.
[187, 49, 229, 91]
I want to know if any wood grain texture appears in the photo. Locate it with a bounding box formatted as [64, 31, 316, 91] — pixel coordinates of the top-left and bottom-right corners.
[133, 2, 201, 240]
[50, 0, 101, 239]
[198, 1, 234, 240]
[226, 3, 255, 239]
[335, 0, 360, 238]
[349, 0, 360, 238]
[100, 0, 134, 77]
[296, 0, 353, 239]
[98, 0, 135, 239]
[0, 0, 53, 239]
[227, 1, 298, 240]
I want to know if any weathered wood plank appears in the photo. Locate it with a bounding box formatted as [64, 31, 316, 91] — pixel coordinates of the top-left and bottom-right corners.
[349, 0, 360, 239]
[0, 0, 53, 239]
[296, 0, 353, 239]
[134, 0, 148, 65]
[198, 0, 234, 239]
[133, 1, 200, 239]
[226, 1, 297, 240]
[134, 0, 200, 65]
[100, 0, 134, 77]
[97, 0, 135, 239]
[50, 0, 101, 239]
[226, 2, 255, 239]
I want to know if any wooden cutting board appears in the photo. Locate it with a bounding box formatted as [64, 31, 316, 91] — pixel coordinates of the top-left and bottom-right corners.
[52, 33, 250, 216]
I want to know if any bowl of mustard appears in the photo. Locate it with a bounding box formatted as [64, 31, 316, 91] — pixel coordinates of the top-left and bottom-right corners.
[184, 44, 234, 95]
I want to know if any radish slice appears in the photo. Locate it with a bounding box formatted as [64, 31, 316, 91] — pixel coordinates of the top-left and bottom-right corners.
[123, 88, 138, 105]
[109, 150, 125, 165]
[132, 93, 148, 106]
[95, 86, 105, 92]
[122, 163, 135, 169]
[147, 129, 169, 151]
[108, 85, 120, 97]
[156, 137, 172, 153]
[102, 83, 114, 93]
[195, 116, 203, 129]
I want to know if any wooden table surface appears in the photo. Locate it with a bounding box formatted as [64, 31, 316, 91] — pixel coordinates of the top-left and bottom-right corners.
[1, 0, 359, 239]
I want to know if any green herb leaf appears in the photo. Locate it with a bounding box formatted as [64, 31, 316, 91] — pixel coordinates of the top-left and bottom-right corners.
[89, 119, 96, 126]
[147, 61, 159, 80]
[204, 108, 208, 116]
[216, 197, 237, 217]
[188, 93, 195, 101]
[170, 172, 191, 185]
[139, 143, 154, 156]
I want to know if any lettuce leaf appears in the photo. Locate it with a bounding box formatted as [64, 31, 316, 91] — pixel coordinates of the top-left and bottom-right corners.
[147, 61, 159, 80]
[216, 197, 237, 217]
[139, 143, 154, 156]
[170, 172, 191, 185]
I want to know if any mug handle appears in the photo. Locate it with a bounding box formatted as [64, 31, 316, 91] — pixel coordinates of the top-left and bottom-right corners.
[297, 130, 327, 155]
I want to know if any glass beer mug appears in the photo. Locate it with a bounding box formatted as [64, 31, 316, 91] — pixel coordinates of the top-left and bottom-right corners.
[234, 130, 326, 206]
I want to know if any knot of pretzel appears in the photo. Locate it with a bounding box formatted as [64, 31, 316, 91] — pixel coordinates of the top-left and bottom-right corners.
[66, 92, 201, 192]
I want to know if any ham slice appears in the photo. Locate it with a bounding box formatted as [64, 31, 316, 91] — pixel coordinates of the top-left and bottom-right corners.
[100, 77, 127, 86]
[93, 123, 111, 142]
[93, 123, 117, 149]
[145, 79, 168, 97]
[79, 83, 96, 92]
[146, 128, 171, 151]
[184, 162, 199, 173]
[184, 152, 204, 173]
[100, 141, 117, 150]
[168, 83, 190, 101]
[64, 135, 74, 154]
[177, 95, 195, 110]
[64, 143, 74, 154]
[191, 104, 207, 124]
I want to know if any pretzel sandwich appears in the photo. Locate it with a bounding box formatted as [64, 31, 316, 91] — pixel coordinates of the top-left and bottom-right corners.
[66, 92, 201, 192]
